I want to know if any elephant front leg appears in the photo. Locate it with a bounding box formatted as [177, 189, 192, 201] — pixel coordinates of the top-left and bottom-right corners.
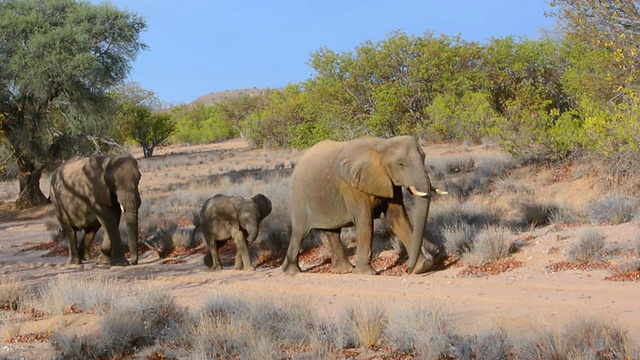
[322, 230, 354, 274]
[233, 232, 254, 271]
[97, 213, 129, 266]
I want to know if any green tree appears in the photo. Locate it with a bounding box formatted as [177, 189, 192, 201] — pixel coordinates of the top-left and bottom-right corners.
[0, 0, 146, 208]
[120, 105, 176, 158]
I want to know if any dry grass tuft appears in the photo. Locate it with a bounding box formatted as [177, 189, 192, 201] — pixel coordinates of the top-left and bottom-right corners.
[520, 317, 638, 360]
[567, 229, 606, 264]
[386, 300, 450, 357]
[40, 275, 118, 316]
[587, 193, 637, 225]
[464, 226, 516, 266]
[0, 276, 27, 311]
[344, 302, 387, 349]
[51, 285, 186, 359]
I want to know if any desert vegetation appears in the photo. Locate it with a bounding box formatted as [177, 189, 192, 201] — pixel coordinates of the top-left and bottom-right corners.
[2, 275, 638, 359]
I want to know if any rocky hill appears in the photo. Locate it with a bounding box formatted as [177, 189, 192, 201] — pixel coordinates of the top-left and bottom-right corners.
[191, 88, 267, 106]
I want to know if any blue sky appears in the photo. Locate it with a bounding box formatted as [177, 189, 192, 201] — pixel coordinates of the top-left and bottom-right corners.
[100, 1, 557, 105]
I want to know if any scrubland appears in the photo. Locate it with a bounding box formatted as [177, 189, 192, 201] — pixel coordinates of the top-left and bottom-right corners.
[1, 138, 639, 359]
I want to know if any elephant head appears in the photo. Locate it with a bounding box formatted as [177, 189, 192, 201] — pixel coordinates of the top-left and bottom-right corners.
[88, 155, 141, 265]
[337, 136, 432, 273]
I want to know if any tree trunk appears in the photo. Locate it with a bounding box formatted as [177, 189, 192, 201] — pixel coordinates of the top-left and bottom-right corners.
[15, 157, 49, 209]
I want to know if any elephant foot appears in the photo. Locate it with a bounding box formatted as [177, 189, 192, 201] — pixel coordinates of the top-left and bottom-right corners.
[111, 257, 130, 267]
[331, 260, 354, 274]
[66, 257, 81, 265]
[234, 263, 255, 271]
[282, 260, 302, 275]
[129, 257, 138, 266]
[352, 264, 377, 275]
[410, 254, 435, 275]
[203, 253, 213, 268]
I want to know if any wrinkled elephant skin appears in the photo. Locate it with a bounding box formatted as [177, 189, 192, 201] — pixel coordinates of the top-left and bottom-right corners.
[49, 155, 141, 266]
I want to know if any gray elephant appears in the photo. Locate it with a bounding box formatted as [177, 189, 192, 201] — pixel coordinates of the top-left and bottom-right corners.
[195, 194, 272, 270]
[282, 135, 444, 275]
[49, 155, 141, 266]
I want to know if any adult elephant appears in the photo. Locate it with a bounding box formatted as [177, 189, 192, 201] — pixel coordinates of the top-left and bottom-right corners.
[282, 135, 443, 275]
[195, 194, 272, 270]
[49, 155, 141, 266]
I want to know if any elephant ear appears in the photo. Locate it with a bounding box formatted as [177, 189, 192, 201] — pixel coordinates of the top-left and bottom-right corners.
[337, 146, 393, 198]
[84, 155, 112, 206]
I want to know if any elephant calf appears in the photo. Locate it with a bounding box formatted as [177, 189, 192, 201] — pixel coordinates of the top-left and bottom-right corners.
[49, 155, 141, 266]
[195, 194, 272, 270]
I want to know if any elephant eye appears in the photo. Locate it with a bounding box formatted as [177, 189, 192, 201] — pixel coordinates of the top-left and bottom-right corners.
[398, 161, 405, 168]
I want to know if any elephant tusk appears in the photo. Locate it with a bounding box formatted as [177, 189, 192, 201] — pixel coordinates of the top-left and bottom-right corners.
[434, 188, 448, 195]
[408, 185, 429, 197]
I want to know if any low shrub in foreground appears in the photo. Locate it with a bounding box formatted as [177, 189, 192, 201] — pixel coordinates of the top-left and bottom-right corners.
[520, 317, 638, 360]
[567, 229, 606, 264]
[39, 276, 639, 358]
[0, 276, 26, 311]
[465, 226, 516, 266]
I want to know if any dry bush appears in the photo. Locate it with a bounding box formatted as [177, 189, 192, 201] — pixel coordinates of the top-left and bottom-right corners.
[465, 226, 516, 266]
[186, 293, 275, 359]
[443, 222, 477, 259]
[615, 259, 640, 275]
[548, 203, 586, 225]
[40, 275, 118, 316]
[52, 286, 185, 359]
[448, 328, 515, 360]
[494, 176, 531, 195]
[386, 300, 451, 357]
[567, 229, 606, 264]
[343, 302, 388, 349]
[190, 311, 274, 360]
[520, 317, 638, 360]
[587, 193, 637, 225]
[429, 195, 504, 229]
[0, 276, 27, 311]
[518, 198, 558, 227]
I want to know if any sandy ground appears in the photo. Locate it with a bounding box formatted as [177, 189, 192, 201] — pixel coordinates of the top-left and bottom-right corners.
[1, 139, 639, 359]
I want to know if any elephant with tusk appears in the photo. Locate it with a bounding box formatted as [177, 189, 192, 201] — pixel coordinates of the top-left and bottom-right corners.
[282, 135, 444, 275]
[49, 155, 141, 266]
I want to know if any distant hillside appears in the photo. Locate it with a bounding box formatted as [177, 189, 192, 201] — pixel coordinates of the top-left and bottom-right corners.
[192, 88, 267, 106]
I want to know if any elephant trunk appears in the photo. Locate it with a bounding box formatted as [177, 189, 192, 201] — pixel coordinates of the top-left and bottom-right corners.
[120, 191, 140, 265]
[407, 184, 431, 273]
[125, 211, 139, 265]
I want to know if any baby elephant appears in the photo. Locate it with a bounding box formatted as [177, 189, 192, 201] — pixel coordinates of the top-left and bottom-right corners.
[196, 194, 272, 270]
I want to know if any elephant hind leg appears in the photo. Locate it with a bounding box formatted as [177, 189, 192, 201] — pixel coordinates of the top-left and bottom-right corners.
[282, 226, 309, 274]
[64, 224, 81, 265]
[323, 230, 353, 274]
[79, 222, 101, 261]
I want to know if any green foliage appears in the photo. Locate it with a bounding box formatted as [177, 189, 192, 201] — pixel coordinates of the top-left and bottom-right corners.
[167, 94, 274, 145]
[120, 105, 176, 157]
[0, 0, 146, 207]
